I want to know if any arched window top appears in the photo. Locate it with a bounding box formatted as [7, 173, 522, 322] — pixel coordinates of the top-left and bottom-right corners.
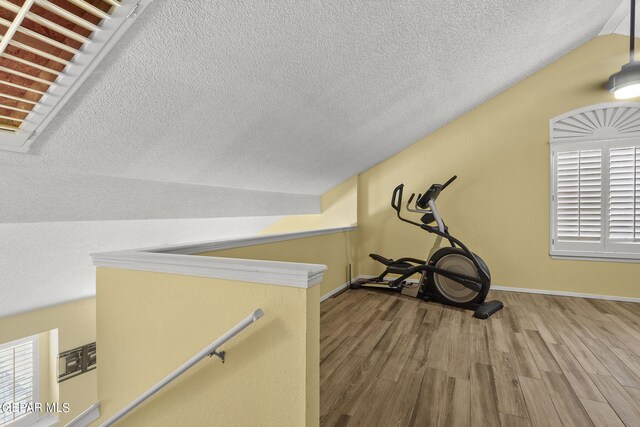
[550, 103, 640, 143]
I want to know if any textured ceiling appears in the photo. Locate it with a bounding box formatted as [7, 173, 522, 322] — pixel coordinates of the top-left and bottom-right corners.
[0, 166, 316, 222]
[0, 0, 626, 316]
[0, 0, 622, 195]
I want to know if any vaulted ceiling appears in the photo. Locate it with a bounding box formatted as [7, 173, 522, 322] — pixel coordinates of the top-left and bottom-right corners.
[0, 0, 625, 315]
[0, 0, 623, 197]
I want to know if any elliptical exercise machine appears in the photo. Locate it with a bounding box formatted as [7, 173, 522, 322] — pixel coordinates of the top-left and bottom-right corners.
[350, 176, 503, 319]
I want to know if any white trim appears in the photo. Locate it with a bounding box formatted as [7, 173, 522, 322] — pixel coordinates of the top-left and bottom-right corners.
[64, 403, 99, 427]
[354, 274, 640, 303]
[92, 251, 326, 289]
[146, 226, 358, 255]
[549, 102, 640, 143]
[320, 281, 351, 302]
[32, 414, 59, 427]
[92, 227, 356, 289]
[551, 254, 640, 263]
[599, 0, 630, 36]
[491, 285, 640, 303]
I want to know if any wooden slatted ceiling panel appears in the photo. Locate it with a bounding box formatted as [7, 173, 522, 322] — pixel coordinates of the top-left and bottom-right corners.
[0, 0, 116, 132]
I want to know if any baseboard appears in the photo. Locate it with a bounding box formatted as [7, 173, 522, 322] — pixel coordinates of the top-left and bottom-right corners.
[320, 280, 352, 302]
[355, 274, 640, 303]
[491, 286, 640, 303]
[65, 402, 100, 427]
[33, 414, 58, 427]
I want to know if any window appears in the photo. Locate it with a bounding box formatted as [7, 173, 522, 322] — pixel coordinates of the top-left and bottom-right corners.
[550, 103, 640, 261]
[0, 335, 38, 427]
[0, 0, 154, 153]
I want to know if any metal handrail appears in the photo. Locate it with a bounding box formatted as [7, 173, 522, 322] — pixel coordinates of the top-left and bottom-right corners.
[99, 308, 265, 427]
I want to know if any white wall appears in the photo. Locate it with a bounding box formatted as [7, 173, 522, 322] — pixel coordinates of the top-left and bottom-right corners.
[0, 216, 282, 317]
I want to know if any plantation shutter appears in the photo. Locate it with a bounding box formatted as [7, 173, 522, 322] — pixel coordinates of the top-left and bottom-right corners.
[607, 146, 640, 254]
[551, 103, 640, 260]
[0, 337, 37, 427]
[554, 148, 604, 252]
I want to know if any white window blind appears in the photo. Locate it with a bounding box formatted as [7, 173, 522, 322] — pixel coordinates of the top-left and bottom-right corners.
[0, 336, 38, 427]
[551, 140, 640, 260]
[556, 149, 602, 242]
[609, 146, 640, 241]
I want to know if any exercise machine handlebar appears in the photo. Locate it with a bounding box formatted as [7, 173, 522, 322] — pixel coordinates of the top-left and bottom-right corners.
[393, 176, 457, 216]
[441, 175, 457, 190]
[391, 183, 404, 214]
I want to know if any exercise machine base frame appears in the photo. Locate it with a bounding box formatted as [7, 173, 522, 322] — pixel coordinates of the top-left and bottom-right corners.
[350, 277, 503, 319]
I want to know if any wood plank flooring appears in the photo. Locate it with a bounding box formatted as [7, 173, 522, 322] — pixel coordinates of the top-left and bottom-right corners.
[319, 289, 640, 426]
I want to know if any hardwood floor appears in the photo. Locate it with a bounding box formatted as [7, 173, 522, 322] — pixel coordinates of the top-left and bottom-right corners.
[319, 289, 640, 426]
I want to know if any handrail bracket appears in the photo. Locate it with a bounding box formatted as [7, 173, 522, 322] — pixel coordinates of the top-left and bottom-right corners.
[209, 350, 225, 363]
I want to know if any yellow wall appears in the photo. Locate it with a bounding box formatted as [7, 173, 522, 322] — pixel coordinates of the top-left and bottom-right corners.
[94, 268, 320, 427]
[262, 176, 358, 234]
[305, 283, 320, 426]
[200, 230, 356, 297]
[357, 34, 640, 298]
[0, 298, 97, 424]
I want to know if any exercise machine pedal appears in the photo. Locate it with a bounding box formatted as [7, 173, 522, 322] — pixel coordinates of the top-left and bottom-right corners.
[349, 277, 401, 291]
[473, 300, 504, 319]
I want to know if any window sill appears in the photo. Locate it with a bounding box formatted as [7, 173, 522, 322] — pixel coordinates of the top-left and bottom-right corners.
[30, 414, 59, 427]
[551, 254, 640, 264]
